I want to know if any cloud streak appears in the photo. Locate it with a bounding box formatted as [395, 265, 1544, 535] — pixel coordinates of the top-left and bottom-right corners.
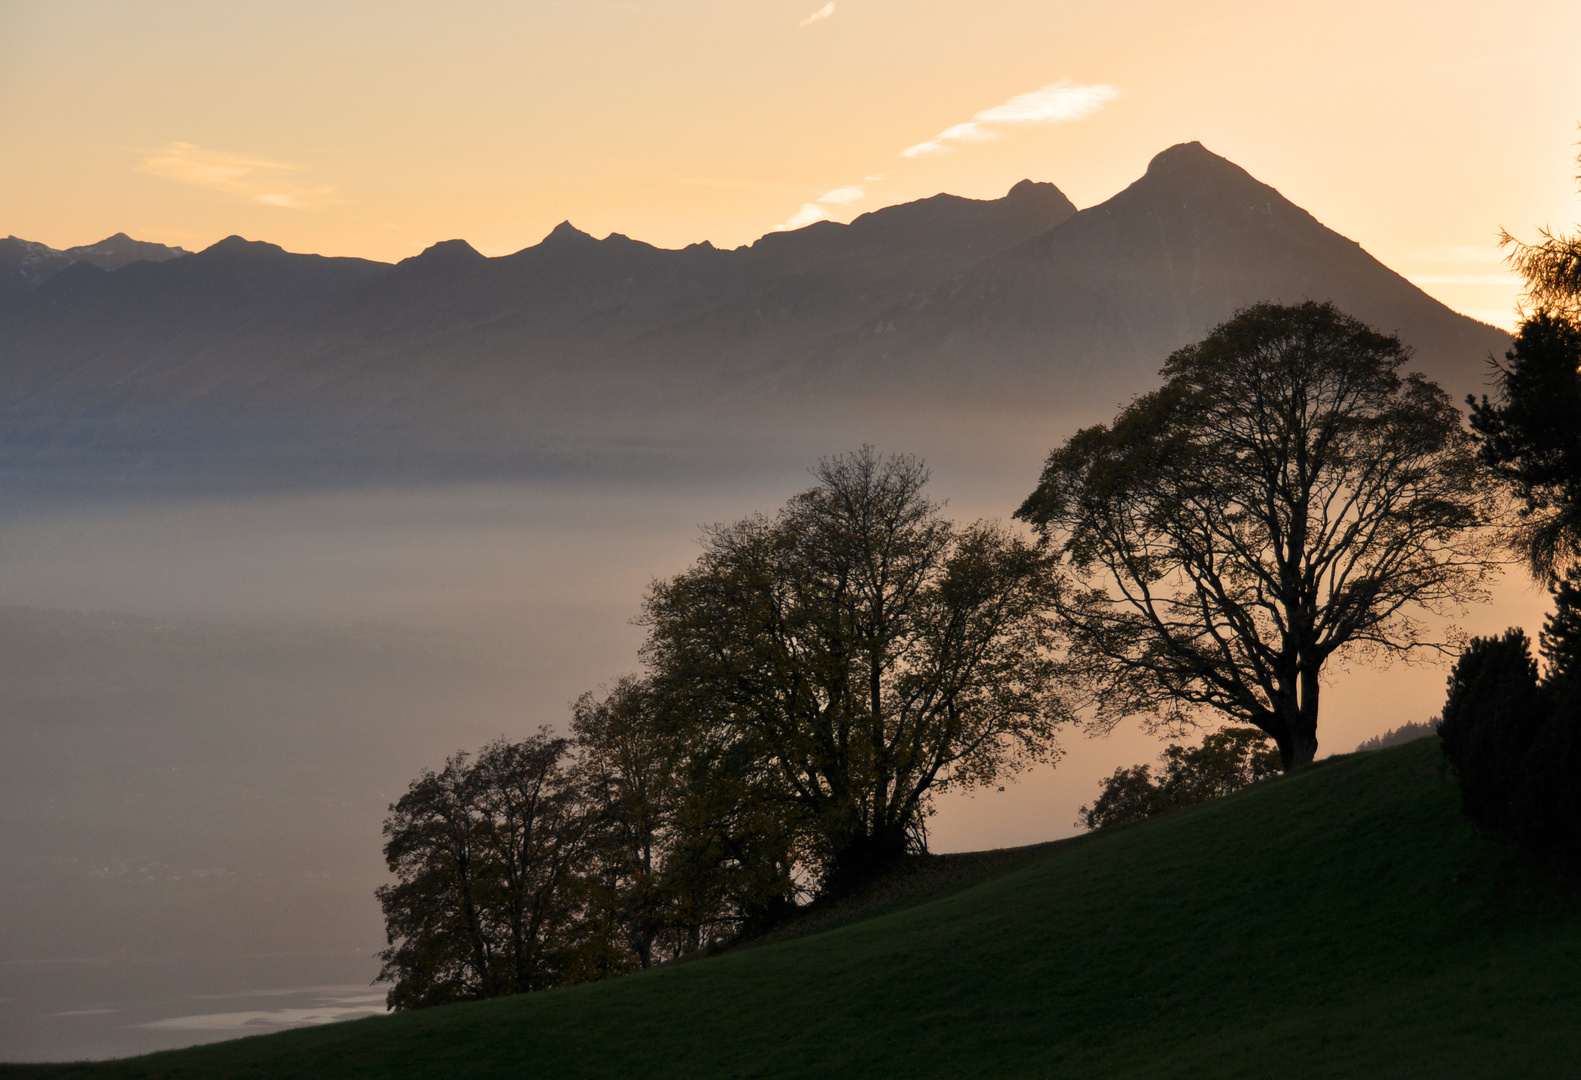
[900, 80, 1120, 158]
[136, 143, 336, 209]
[800, 2, 835, 27]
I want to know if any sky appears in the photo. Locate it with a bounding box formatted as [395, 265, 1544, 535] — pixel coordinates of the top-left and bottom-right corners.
[2, 0, 1579, 330]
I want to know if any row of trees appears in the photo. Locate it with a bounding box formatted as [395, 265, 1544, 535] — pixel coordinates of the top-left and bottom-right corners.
[379, 295, 1528, 1009]
[375, 683, 811, 1009]
[378, 450, 1070, 1006]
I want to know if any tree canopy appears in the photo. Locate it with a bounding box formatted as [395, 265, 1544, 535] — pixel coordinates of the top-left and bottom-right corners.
[643, 447, 1066, 892]
[1017, 302, 1504, 770]
[1467, 312, 1581, 581]
[1472, 147, 1581, 586]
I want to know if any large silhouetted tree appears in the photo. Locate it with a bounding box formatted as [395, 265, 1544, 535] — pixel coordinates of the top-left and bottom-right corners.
[1473, 149, 1581, 584]
[1017, 302, 1504, 771]
[644, 447, 1066, 893]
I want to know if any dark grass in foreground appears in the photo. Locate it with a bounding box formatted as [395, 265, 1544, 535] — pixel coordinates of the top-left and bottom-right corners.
[9, 739, 1579, 1079]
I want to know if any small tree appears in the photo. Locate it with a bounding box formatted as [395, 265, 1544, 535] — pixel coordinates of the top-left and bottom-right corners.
[644, 447, 1066, 893]
[376, 730, 603, 1010]
[1017, 302, 1505, 770]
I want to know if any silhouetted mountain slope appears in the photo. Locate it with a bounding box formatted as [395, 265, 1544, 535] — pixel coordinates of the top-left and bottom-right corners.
[0, 151, 1507, 485]
[813, 143, 1508, 408]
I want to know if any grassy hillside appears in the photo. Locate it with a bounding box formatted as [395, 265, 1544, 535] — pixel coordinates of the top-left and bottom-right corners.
[8, 739, 1579, 1079]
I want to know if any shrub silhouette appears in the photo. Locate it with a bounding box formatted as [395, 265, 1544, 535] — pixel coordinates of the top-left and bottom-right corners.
[1439, 592, 1581, 873]
[1079, 727, 1280, 830]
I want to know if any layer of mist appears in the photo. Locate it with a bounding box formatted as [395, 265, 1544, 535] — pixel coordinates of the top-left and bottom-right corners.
[0, 455, 1549, 1059]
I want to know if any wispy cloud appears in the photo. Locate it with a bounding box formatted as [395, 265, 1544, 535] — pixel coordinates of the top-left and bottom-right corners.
[135, 142, 336, 209]
[800, 2, 835, 27]
[901, 80, 1120, 158]
[816, 185, 865, 204]
[775, 184, 868, 231]
[780, 203, 831, 229]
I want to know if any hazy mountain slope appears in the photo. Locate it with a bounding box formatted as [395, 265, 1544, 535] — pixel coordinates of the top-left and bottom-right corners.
[63, 233, 192, 273]
[0, 234, 188, 302]
[0, 183, 1076, 475]
[10, 740, 1577, 1078]
[0, 238, 75, 299]
[811, 142, 1510, 411]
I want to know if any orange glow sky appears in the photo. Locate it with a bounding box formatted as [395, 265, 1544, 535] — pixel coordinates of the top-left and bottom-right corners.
[2, 0, 1578, 329]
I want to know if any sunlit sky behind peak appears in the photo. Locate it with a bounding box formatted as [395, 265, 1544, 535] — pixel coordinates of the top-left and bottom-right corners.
[3, 0, 1579, 328]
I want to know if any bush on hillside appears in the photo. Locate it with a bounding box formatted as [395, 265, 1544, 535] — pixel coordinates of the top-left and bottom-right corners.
[1439, 589, 1581, 873]
[1437, 630, 1544, 836]
[1079, 727, 1280, 830]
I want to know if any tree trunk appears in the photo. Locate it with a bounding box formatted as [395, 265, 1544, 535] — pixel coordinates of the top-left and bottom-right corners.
[1289, 665, 1321, 770]
[1284, 732, 1318, 770]
[1267, 666, 1322, 771]
[823, 821, 909, 897]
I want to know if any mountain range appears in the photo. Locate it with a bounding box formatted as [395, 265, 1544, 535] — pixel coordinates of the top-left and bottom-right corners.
[0, 143, 1509, 487]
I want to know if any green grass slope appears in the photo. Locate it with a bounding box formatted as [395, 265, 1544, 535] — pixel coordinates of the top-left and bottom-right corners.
[9, 739, 1579, 1079]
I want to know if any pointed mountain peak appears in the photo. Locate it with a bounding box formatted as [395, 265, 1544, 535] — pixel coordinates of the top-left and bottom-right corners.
[1002, 179, 1078, 221]
[1141, 142, 1257, 186]
[543, 221, 595, 246]
[407, 239, 485, 265]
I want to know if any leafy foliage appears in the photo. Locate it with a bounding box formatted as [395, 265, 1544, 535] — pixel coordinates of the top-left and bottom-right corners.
[1078, 726, 1280, 830]
[1017, 302, 1504, 770]
[573, 676, 800, 964]
[1467, 310, 1581, 581]
[643, 447, 1067, 892]
[375, 731, 607, 1011]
